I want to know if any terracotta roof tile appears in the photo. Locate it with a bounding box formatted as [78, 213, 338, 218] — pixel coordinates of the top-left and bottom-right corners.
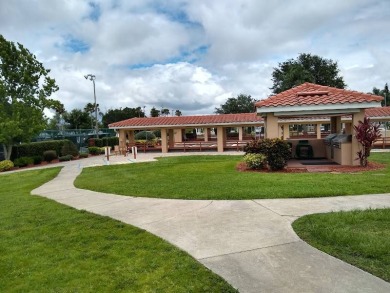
[255, 82, 383, 108]
[109, 113, 263, 128]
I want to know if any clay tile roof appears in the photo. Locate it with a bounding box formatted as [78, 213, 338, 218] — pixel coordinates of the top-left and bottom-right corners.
[109, 113, 263, 128]
[365, 106, 390, 117]
[255, 82, 383, 108]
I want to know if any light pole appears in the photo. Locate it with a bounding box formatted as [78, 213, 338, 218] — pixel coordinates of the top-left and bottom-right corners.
[84, 74, 99, 138]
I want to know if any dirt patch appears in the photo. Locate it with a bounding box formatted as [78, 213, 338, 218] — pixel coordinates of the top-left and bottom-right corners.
[236, 161, 385, 173]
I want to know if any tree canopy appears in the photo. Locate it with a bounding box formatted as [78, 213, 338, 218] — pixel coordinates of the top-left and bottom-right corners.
[102, 107, 144, 127]
[372, 83, 389, 107]
[215, 94, 256, 114]
[150, 107, 160, 117]
[0, 35, 62, 159]
[271, 53, 346, 94]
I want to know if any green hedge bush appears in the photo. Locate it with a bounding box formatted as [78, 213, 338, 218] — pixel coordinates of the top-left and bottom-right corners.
[135, 131, 156, 141]
[61, 140, 79, 157]
[32, 155, 43, 165]
[88, 146, 101, 155]
[59, 155, 73, 162]
[43, 150, 57, 162]
[11, 140, 77, 160]
[79, 153, 89, 158]
[0, 160, 14, 172]
[88, 137, 119, 148]
[244, 138, 291, 171]
[13, 157, 34, 167]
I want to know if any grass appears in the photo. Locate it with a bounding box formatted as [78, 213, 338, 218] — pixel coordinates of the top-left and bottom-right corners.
[292, 208, 390, 282]
[75, 153, 390, 199]
[0, 168, 236, 292]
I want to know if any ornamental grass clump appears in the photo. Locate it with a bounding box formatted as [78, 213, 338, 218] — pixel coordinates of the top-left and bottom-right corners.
[243, 153, 267, 170]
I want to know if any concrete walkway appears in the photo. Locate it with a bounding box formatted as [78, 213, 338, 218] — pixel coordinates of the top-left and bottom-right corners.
[30, 153, 390, 293]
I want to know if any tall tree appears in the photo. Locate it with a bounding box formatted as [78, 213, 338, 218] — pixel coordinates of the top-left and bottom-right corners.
[63, 109, 90, 129]
[0, 35, 62, 159]
[102, 107, 145, 127]
[372, 83, 389, 107]
[215, 94, 255, 114]
[161, 108, 170, 116]
[175, 109, 182, 116]
[271, 53, 346, 94]
[150, 107, 160, 117]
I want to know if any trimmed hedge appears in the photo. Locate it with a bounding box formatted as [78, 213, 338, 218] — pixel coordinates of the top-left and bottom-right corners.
[43, 150, 57, 162]
[88, 146, 101, 155]
[88, 137, 119, 148]
[11, 140, 77, 160]
[135, 131, 156, 141]
[59, 155, 73, 162]
[13, 157, 34, 167]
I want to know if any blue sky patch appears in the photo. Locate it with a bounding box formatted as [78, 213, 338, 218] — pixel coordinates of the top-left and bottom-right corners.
[88, 2, 101, 21]
[62, 36, 90, 53]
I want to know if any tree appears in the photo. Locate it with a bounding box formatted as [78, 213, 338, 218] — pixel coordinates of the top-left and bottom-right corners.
[175, 109, 182, 116]
[102, 107, 145, 127]
[372, 83, 389, 107]
[63, 109, 90, 129]
[271, 53, 346, 94]
[161, 108, 170, 116]
[0, 35, 62, 159]
[215, 94, 255, 114]
[353, 117, 381, 167]
[150, 107, 160, 117]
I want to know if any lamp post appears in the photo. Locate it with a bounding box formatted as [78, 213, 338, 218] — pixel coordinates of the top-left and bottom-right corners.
[84, 74, 99, 138]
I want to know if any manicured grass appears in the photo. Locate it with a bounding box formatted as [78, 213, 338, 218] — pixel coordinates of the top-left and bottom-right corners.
[292, 209, 390, 282]
[0, 169, 236, 292]
[75, 153, 390, 199]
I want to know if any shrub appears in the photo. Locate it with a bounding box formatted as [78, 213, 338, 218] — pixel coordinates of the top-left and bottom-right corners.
[61, 140, 79, 157]
[32, 155, 43, 165]
[244, 138, 291, 171]
[59, 155, 73, 162]
[153, 129, 161, 138]
[88, 146, 101, 155]
[135, 131, 156, 141]
[13, 157, 34, 167]
[353, 117, 381, 167]
[43, 150, 57, 162]
[79, 153, 89, 158]
[0, 160, 14, 172]
[11, 140, 71, 160]
[243, 153, 267, 170]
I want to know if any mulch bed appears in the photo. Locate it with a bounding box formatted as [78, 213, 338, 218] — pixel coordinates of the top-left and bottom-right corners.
[236, 161, 386, 173]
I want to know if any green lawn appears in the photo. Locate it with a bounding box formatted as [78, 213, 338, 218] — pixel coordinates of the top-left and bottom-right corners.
[75, 153, 390, 199]
[293, 209, 390, 282]
[0, 169, 236, 292]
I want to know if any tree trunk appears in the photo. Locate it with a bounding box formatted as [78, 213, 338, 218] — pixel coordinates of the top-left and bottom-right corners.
[4, 144, 13, 160]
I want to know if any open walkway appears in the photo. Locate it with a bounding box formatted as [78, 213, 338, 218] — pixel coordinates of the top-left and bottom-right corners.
[30, 153, 390, 293]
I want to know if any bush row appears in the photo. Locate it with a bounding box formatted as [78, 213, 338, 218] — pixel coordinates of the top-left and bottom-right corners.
[11, 140, 79, 160]
[88, 136, 119, 148]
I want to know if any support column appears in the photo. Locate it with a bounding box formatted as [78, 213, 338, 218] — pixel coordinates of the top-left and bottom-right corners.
[161, 128, 168, 153]
[316, 124, 322, 139]
[203, 128, 210, 142]
[128, 130, 135, 144]
[168, 129, 175, 148]
[344, 123, 352, 134]
[282, 123, 290, 139]
[265, 113, 279, 139]
[331, 117, 342, 133]
[174, 128, 183, 143]
[217, 126, 226, 152]
[118, 129, 126, 154]
[351, 110, 365, 166]
[238, 126, 243, 141]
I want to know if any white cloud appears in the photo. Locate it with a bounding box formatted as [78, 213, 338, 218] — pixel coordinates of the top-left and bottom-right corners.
[1, 0, 389, 119]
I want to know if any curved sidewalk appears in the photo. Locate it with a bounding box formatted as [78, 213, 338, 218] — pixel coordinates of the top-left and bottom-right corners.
[31, 153, 390, 293]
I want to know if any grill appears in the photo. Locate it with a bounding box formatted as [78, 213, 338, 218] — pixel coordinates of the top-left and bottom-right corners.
[323, 133, 338, 146]
[332, 134, 352, 149]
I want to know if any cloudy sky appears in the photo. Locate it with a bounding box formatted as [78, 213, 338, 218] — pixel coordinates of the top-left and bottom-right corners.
[1, 0, 389, 116]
